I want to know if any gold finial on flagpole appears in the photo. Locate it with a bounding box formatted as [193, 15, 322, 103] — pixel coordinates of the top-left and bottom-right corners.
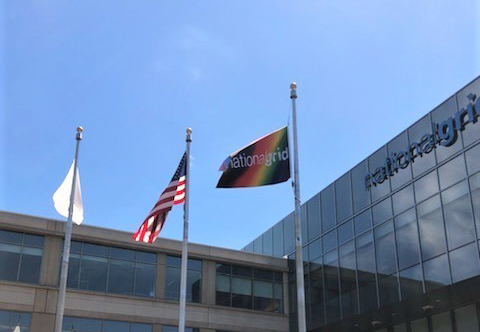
[76, 126, 83, 140]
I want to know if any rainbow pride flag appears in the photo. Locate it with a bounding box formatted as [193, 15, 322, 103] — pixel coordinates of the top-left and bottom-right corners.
[216, 126, 291, 188]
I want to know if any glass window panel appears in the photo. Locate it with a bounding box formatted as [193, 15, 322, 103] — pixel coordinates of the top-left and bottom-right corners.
[283, 214, 295, 255]
[253, 280, 273, 298]
[393, 324, 407, 332]
[18, 247, 42, 284]
[188, 270, 201, 302]
[109, 247, 135, 261]
[79, 255, 108, 292]
[0, 230, 22, 244]
[438, 154, 467, 190]
[354, 209, 371, 234]
[254, 269, 273, 281]
[308, 238, 322, 260]
[301, 204, 308, 243]
[432, 96, 462, 162]
[216, 263, 230, 274]
[323, 250, 340, 323]
[309, 257, 324, 327]
[135, 251, 156, 264]
[372, 198, 392, 225]
[338, 220, 353, 244]
[67, 253, 80, 288]
[103, 320, 129, 332]
[70, 241, 82, 253]
[414, 170, 439, 203]
[410, 318, 428, 332]
[431, 311, 453, 332]
[82, 243, 109, 257]
[424, 254, 451, 291]
[455, 304, 479, 331]
[442, 181, 475, 250]
[62, 317, 75, 329]
[378, 274, 399, 306]
[188, 259, 202, 271]
[166, 256, 181, 268]
[131, 323, 152, 332]
[339, 241, 357, 318]
[273, 221, 284, 257]
[107, 259, 135, 295]
[232, 277, 251, 295]
[216, 274, 230, 292]
[165, 267, 181, 300]
[356, 231, 377, 313]
[388, 131, 413, 190]
[0, 243, 21, 281]
[375, 221, 397, 276]
[253, 236, 263, 254]
[262, 228, 273, 256]
[466, 143, 480, 175]
[321, 185, 336, 230]
[450, 243, 480, 283]
[307, 194, 321, 241]
[23, 234, 43, 247]
[323, 229, 337, 252]
[395, 209, 420, 270]
[352, 160, 371, 213]
[335, 173, 353, 222]
[233, 266, 251, 278]
[134, 263, 155, 297]
[75, 318, 102, 331]
[470, 173, 480, 239]
[392, 185, 414, 215]
[417, 195, 447, 260]
[399, 264, 423, 300]
[369, 146, 391, 202]
[408, 115, 437, 177]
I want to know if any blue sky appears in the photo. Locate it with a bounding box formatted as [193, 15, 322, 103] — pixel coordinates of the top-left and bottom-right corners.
[2, 0, 479, 250]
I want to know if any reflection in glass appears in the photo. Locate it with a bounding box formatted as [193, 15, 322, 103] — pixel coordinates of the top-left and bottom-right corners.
[339, 242, 357, 318]
[392, 185, 414, 215]
[442, 181, 475, 250]
[424, 254, 451, 291]
[253, 235, 263, 254]
[356, 231, 377, 313]
[321, 185, 336, 231]
[273, 221, 283, 257]
[108, 259, 135, 295]
[375, 220, 397, 276]
[323, 250, 340, 323]
[438, 154, 467, 190]
[323, 229, 337, 253]
[354, 209, 371, 234]
[338, 220, 353, 244]
[378, 274, 399, 306]
[308, 238, 322, 261]
[466, 143, 480, 175]
[372, 198, 392, 225]
[410, 318, 428, 332]
[449, 243, 480, 283]
[431, 311, 453, 332]
[352, 160, 371, 213]
[395, 209, 420, 270]
[335, 173, 353, 223]
[263, 228, 273, 256]
[455, 304, 479, 331]
[284, 214, 295, 255]
[307, 194, 321, 241]
[414, 170, 439, 203]
[470, 173, 480, 238]
[309, 256, 324, 328]
[417, 195, 447, 260]
[399, 265, 423, 300]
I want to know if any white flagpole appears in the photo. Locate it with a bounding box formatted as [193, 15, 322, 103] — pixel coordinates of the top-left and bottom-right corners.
[54, 126, 83, 332]
[178, 128, 192, 332]
[290, 83, 307, 332]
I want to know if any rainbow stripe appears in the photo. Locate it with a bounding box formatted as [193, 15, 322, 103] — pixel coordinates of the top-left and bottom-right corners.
[217, 126, 291, 188]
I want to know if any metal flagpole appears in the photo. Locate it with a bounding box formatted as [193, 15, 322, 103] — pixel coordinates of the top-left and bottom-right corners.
[178, 128, 192, 332]
[54, 126, 83, 332]
[290, 83, 307, 332]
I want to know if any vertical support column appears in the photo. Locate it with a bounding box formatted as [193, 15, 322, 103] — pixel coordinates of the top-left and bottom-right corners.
[40, 236, 63, 286]
[156, 253, 167, 299]
[201, 260, 216, 305]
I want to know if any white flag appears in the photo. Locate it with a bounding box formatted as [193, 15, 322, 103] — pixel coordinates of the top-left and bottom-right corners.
[12, 324, 21, 332]
[53, 161, 84, 225]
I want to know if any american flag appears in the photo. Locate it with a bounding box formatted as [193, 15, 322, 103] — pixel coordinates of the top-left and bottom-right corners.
[133, 153, 187, 243]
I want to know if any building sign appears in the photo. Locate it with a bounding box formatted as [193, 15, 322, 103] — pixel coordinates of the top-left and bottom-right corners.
[365, 93, 479, 189]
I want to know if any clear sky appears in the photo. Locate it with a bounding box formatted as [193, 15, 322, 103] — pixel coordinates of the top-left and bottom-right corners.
[2, 1, 479, 250]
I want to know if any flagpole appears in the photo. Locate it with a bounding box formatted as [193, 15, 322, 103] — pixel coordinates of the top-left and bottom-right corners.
[290, 83, 307, 332]
[54, 126, 83, 332]
[178, 128, 192, 332]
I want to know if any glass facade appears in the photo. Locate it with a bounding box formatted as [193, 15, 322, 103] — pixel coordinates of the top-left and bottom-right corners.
[165, 255, 202, 302]
[0, 310, 31, 332]
[243, 77, 480, 331]
[0, 230, 43, 284]
[63, 317, 152, 332]
[216, 263, 283, 313]
[67, 241, 156, 297]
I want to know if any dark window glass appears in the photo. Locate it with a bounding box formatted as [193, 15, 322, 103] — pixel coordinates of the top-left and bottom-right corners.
[417, 195, 447, 260]
[392, 185, 414, 215]
[335, 173, 353, 223]
[136, 251, 156, 264]
[388, 131, 412, 190]
[163, 326, 198, 332]
[103, 320, 129, 332]
[233, 266, 252, 278]
[79, 255, 108, 291]
[307, 194, 321, 241]
[378, 274, 399, 306]
[254, 269, 273, 280]
[244, 242, 254, 253]
[372, 198, 392, 225]
[431, 311, 453, 332]
[83, 243, 109, 257]
[18, 247, 42, 283]
[369, 146, 391, 202]
[283, 214, 295, 255]
[424, 254, 451, 291]
[449, 243, 480, 283]
[395, 209, 420, 270]
[135, 263, 156, 297]
[354, 209, 371, 234]
[67, 254, 81, 288]
[273, 221, 284, 257]
[70, 241, 82, 253]
[215, 274, 231, 306]
[470, 173, 480, 239]
[232, 277, 252, 309]
[339, 241, 357, 318]
[432, 96, 462, 162]
[308, 238, 322, 261]
[455, 304, 479, 331]
[0, 243, 21, 281]
[408, 115, 436, 177]
[442, 181, 475, 250]
[323, 229, 337, 252]
[356, 231, 377, 313]
[411, 318, 429, 332]
[375, 220, 397, 276]
[165, 256, 202, 302]
[263, 228, 273, 256]
[321, 185, 336, 231]
[253, 280, 274, 311]
[63, 317, 152, 332]
[23, 234, 43, 247]
[438, 155, 467, 190]
[399, 264, 423, 300]
[110, 247, 135, 261]
[323, 250, 340, 323]
[414, 170, 439, 203]
[216, 263, 230, 274]
[301, 204, 308, 243]
[352, 160, 371, 213]
[253, 235, 263, 254]
[0, 310, 31, 331]
[466, 143, 480, 175]
[107, 259, 135, 295]
[0, 230, 22, 244]
[338, 220, 353, 244]
[309, 257, 324, 328]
